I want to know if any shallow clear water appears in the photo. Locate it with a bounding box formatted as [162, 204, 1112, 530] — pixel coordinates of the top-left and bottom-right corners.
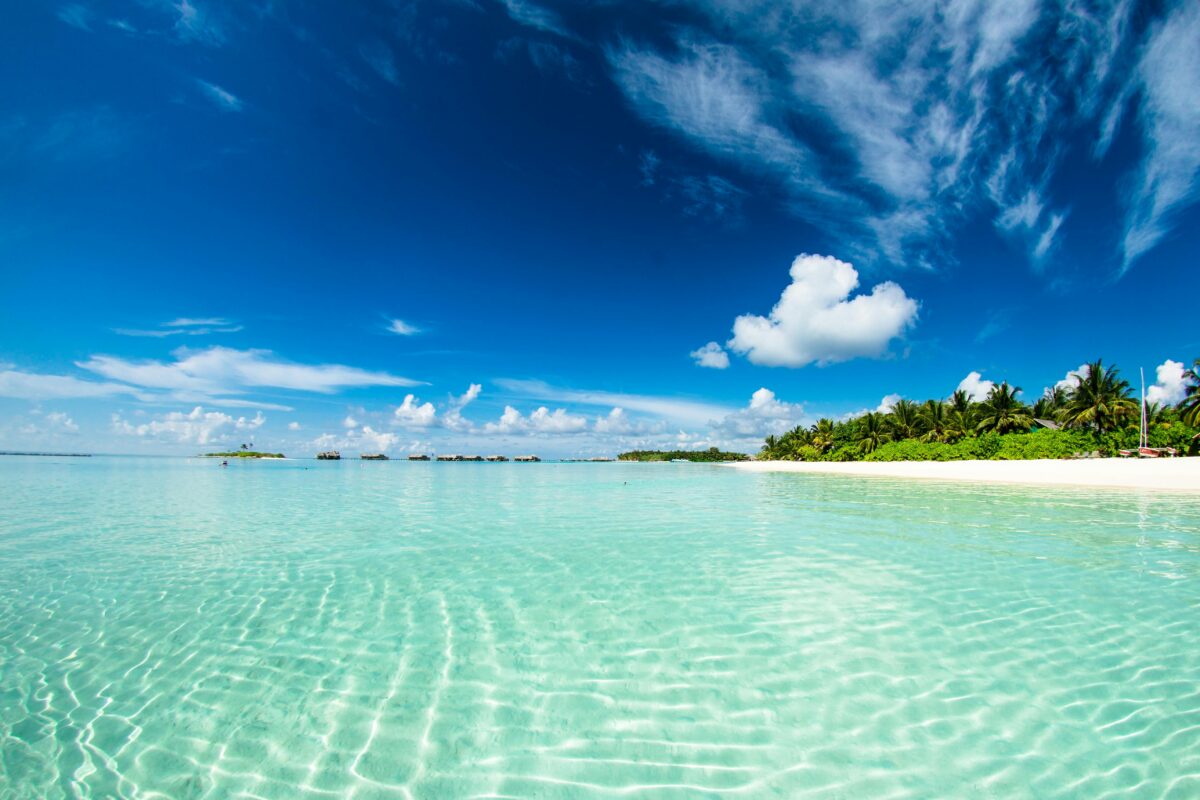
[2, 456, 1200, 798]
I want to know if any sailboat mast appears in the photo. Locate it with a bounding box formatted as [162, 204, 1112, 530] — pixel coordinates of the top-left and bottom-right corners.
[1140, 367, 1147, 449]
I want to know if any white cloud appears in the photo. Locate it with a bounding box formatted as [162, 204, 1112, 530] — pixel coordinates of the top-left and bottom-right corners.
[690, 341, 730, 369]
[115, 317, 242, 338]
[956, 371, 995, 401]
[43, 411, 79, 433]
[1054, 363, 1091, 392]
[112, 406, 263, 445]
[57, 4, 92, 30]
[876, 393, 902, 414]
[288, 421, 301, 431]
[1146, 359, 1189, 406]
[196, 80, 243, 112]
[606, 1, 1163, 271]
[387, 319, 420, 336]
[343, 415, 359, 429]
[727, 254, 918, 367]
[0, 369, 138, 400]
[167, 317, 233, 327]
[495, 378, 733, 427]
[393, 394, 437, 427]
[174, 0, 224, 46]
[357, 426, 399, 453]
[712, 387, 806, 437]
[442, 383, 482, 431]
[483, 405, 589, 435]
[499, 0, 572, 38]
[1122, 1, 1200, 270]
[78, 346, 422, 395]
[608, 39, 825, 205]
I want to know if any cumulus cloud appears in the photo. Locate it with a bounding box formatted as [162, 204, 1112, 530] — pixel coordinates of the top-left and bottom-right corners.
[712, 388, 805, 437]
[442, 383, 482, 431]
[484, 406, 588, 435]
[112, 406, 264, 445]
[1146, 359, 1189, 405]
[343, 415, 359, 429]
[288, 421, 301, 431]
[690, 341, 730, 369]
[726, 254, 918, 367]
[956, 371, 995, 401]
[393, 394, 437, 427]
[876, 393, 902, 414]
[1054, 363, 1091, 392]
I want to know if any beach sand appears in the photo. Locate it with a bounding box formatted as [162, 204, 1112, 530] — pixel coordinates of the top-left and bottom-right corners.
[729, 457, 1200, 492]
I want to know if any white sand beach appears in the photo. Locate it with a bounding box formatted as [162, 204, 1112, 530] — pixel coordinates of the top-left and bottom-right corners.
[730, 457, 1200, 492]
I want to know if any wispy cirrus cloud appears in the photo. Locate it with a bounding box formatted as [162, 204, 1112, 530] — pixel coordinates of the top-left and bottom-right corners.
[196, 80, 243, 111]
[1121, 1, 1200, 271]
[78, 346, 424, 395]
[495, 378, 734, 427]
[114, 317, 243, 338]
[605, 0, 1175, 274]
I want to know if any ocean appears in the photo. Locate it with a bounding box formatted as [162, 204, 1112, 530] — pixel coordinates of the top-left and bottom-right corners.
[2, 456, 1199, 797]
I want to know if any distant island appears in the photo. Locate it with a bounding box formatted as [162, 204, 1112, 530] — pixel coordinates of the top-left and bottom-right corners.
[202, 451, 285, 459]
[618, 448, 751, 462]
[0, 451, 91, 457]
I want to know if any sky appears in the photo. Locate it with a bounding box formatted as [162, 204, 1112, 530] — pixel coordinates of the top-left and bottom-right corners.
[1, 0, 1198, 457]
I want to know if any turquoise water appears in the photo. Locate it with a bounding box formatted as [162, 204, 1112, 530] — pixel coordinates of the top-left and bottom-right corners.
[2, 457, 1200, 798]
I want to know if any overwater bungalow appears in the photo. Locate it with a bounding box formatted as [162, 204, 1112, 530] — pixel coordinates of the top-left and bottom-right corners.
[462, 455, 484, 462]
[408, 454, 430, 461]
[514, 455, 541, 462]
[316, 451, 341, 460]
[485, 455, 508, 462]
[360, 453, 389, 460]
[436, 454, 462, 462]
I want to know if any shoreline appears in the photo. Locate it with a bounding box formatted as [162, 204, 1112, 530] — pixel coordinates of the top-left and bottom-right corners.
[728, 457, 1200, 492]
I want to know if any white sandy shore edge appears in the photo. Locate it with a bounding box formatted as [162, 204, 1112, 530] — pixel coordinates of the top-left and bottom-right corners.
[728, 458, 1200, 492]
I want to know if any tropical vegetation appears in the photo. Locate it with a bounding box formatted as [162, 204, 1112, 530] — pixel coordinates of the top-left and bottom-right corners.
[759, 358, 1200, 462]
[203, 451, 286, 459]
[619, 448, 751, 462]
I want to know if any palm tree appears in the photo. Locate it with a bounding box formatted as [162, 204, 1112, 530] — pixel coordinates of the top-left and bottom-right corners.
[1058, 359, 1137, 433]
[810, 418, 836, 454]
[919, 399, 950, 442]
[889, 399, 923, 440]
[946, 409, 974, 441]
[949, 389, 973, 416]
[856, 412, 892, 454]
[976, 382, 1034, 434]
[1179, 358, 1200, 427]
[1032, 386, 1067, 420]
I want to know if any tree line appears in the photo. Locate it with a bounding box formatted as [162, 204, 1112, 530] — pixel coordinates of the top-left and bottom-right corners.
[759, 358, 1200, 462]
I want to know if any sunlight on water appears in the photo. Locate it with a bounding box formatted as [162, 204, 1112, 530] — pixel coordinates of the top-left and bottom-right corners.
[2, 457, 1200, 797]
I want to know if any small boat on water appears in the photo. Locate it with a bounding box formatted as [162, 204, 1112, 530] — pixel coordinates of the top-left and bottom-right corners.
[316, 451, 341, 460]
[360, 453, 389, 460]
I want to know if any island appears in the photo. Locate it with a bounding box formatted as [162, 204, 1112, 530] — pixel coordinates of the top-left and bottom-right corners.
[618, 447, 751, 462]
[202, 451, 286, 459]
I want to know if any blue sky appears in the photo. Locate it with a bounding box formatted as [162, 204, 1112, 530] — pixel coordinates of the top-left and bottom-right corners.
[2, 0, 1198, 457]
